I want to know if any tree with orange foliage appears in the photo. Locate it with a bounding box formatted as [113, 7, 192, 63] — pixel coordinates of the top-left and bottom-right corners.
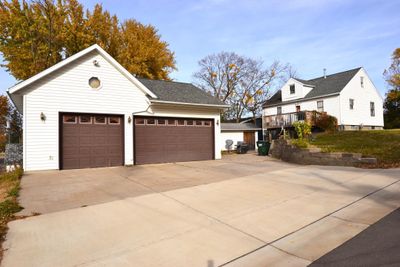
[383, 48, 400, 129]
[0, 0, 176, 80]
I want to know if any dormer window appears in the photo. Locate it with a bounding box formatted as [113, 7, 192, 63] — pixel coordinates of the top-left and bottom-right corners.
[360, 76, 364, 88]
[290, 84, 295, 94]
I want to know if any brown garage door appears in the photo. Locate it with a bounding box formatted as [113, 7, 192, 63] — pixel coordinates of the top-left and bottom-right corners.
[134, 117, 214, 164]
[61, 114, 124, 169]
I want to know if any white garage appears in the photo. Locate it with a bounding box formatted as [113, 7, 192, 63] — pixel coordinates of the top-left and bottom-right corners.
[7, 45, 228, 171]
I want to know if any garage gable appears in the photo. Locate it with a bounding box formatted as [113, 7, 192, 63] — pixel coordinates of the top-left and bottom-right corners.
[8, 44, 156, 113]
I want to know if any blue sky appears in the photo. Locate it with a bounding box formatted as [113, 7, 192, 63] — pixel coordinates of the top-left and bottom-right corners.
[1, 0, 399, 96]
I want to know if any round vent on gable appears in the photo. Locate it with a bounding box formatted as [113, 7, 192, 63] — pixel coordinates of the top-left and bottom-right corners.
[89, 77, 101, 89]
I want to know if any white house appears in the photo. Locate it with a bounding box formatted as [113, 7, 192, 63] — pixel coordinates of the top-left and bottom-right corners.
[7, 44, 228, 171]
[220, 123, 260, 151]
[263, 67, 384, 131]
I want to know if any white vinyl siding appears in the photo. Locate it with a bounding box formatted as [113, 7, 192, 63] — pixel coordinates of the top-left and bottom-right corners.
[23, 50, 222, 171]
[220, 131, 258, 151]
[263, 68, 384, 129]
[339, 68, 383, 127]
[263, 95, 341, 122]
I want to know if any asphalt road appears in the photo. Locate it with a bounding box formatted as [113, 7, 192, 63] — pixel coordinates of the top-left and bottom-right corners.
[310, 208, 400, 267]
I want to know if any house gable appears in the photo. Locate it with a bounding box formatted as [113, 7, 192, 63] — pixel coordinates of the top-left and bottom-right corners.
[280, 78, 313, 102]
[8, 44, 157, 112]
[338, 68, 384, 126]
[264, 67, 361, 108]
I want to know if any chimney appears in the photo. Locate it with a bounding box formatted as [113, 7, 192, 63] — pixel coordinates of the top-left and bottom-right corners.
[323, 68, 327, 79]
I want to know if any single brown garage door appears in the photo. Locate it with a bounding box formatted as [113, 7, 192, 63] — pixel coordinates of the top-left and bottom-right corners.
[134, 117, 214, 164]
[61, 114, 124, 169]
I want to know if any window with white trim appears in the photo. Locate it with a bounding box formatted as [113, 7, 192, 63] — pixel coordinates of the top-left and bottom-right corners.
[360, 76, 364, 88]
[94, 116, 106, 124]
[317, 100, 324, 112]
[289, 84, 295, 94]
[277, 106, 282, 114]
[370, 102, 375, 117]
[349, 99, 354, 110]
[135, 118, 145, 125]
[63, 115, 77, 124]
[79, 115, 92, 124]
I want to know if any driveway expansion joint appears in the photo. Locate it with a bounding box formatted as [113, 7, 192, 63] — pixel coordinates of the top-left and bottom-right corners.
[218, 178, 400, 266]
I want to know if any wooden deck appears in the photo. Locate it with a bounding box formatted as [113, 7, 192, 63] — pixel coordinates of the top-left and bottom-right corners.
[263, 111, 316, 129]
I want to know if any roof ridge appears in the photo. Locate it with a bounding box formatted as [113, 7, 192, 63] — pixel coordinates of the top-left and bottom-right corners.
[306, 67, 362, 82]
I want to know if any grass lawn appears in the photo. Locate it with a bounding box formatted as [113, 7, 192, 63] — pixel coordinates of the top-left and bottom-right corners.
[310, 129, 400, 167]
[0, 169, 23, 260]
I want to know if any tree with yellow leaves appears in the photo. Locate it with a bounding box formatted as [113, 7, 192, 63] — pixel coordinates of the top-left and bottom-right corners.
[194, 52, 294, 122]
[0, 0, 176, 81]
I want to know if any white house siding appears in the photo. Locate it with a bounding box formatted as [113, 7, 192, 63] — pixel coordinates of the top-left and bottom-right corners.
[263, 95, 341, 122]
[281, 78, 313, 101]
[339, 69, 384, 127]
[136, 105, 223, 160]
[220, 131, 258, 151]
[23, 50, 222, 171]
[23, 51, 148, 171]
[221, 132, 243, 150]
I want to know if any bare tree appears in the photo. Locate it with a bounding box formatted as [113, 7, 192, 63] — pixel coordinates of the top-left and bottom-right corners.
[194, 52, 294, 122]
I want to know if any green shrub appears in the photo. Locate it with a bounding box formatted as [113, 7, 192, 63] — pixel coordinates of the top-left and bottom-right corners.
[292, 121, 311, 139]
[0, 200, 22, 222]
[291, 139, 309, 148]
[0, 168, 23, 182]
[313, 112, 338, 133]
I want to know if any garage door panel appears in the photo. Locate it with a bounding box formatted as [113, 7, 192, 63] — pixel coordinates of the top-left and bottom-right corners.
[135, 117, 213, 164]
[61, 114, 123, 170]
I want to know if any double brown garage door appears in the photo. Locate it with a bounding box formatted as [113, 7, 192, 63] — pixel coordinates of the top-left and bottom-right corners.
[61, 114, 214, 169]
[134, 117, 214, 164]
[61, 114, 124, 169]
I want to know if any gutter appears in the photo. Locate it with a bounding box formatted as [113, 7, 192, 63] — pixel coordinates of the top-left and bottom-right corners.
[150, 99, 230, 109]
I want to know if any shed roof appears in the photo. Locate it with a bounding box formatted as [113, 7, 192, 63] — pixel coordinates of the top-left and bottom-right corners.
[221, 123, 261, 131]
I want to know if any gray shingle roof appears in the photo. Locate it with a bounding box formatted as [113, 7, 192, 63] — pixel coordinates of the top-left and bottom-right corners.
[138, 78, 225, 106]
[221, 123, 261, 131]
[263, 67, 361, 107]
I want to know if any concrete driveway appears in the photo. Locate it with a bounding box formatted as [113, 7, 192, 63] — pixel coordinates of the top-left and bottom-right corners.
[3, 154, 400, 267]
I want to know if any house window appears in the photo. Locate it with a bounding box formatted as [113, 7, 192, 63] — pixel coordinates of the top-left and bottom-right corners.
[317, 101, 324, 112]
[349, 99, 354, 110]
[203, 121, 211, 127]
[135, 118, 145, 125]
[195, 120, 203, 126]
[186, 120, 194, 126]
[167, 119, 176, 126]
[296, 105, 301, 112]
[79, 115, 92, 124]
[94, 116, 106, 124]
[277, 106, 282, 114]
[88, 77, 101, 89]
[109, 116, 120, 125]
[370, 102, 375, 117]
[157, 118, 166, 125]
[360, 76, 364, 88]
[63, 115, 77, 124]
[290, 84, 295, 94]
[146, 118, 155, 125]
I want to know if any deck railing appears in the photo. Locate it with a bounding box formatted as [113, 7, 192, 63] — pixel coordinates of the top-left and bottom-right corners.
[263, 111, 315, 128]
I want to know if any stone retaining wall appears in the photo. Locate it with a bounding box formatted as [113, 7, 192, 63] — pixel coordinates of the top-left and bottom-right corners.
[270, 139, 377, 167]
[5, 144, 23, 170]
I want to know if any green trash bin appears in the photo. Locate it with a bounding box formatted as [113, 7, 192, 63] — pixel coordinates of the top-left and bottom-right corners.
[257, 141, 270, 156]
